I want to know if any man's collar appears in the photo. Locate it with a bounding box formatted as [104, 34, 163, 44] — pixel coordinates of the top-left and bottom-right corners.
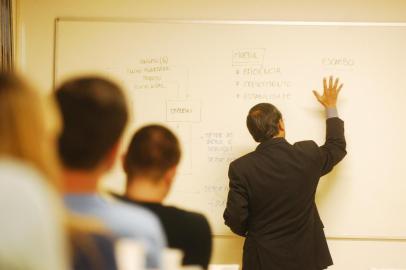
[255, 137, 287, 151]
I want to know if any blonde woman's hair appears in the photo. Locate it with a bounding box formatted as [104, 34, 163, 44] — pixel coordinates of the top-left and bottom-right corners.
[0, 72, 62, 187]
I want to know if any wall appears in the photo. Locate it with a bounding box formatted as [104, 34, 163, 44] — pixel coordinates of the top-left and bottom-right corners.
[14, 0, 406, 268]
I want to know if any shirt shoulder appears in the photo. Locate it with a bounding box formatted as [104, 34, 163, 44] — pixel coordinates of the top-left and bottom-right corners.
[150, 205, 211, 237]
[157, 206, 211, 248]
[65, 194, 164, 239]
[170, 206, 210, 230]
[108, 199, 162, 229]
[0, 159, 69, 270]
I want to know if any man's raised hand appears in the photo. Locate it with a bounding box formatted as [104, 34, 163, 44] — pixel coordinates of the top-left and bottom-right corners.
[313, 76, 343, 108]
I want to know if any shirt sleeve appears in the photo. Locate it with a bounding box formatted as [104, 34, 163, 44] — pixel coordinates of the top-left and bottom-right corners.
[326, 107, 338, 118]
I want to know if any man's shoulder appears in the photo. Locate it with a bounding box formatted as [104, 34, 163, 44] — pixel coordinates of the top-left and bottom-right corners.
[293, 140, 319, 151]
[109, 198, 160, 220]
[158, 204, 205, 223]
[292, 140, 321, 163]
[103, 197, 163, 231]
[65, 194, 163, 237]
[230, 151, 256, 168]
[0, 158, 51, 197]
[161, 205, 211, 234]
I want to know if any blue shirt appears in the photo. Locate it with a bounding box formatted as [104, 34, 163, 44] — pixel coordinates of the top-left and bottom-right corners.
[64, 194, 166, 269]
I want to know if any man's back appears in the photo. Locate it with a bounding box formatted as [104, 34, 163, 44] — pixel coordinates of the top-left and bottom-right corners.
[116, 196, 212, 269]
[64, 194, 166, 269]
[224, 117, 346, 270]
[231, 138, 320, 236]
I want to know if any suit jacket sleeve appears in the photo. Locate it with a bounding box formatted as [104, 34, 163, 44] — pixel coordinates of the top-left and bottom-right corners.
[223, 163, 249, 237]
[318, 117, 347, 176]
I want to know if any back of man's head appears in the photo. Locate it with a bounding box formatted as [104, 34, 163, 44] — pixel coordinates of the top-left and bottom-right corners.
[246, 103, 282, 142]
[124, 125, 181, 182]
[55, 76, 128, 170]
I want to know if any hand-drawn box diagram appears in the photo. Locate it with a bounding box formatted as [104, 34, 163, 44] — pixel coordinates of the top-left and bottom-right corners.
[166, 100, 202, 122]
[232, 48, 266, 66]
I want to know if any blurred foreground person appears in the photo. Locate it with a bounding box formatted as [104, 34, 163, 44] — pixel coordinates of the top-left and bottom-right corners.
[0, 72, 70, 270]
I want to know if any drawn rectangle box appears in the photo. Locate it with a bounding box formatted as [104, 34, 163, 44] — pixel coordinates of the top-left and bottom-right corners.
[166, 100, 202, 122]
[232, 48, 265, 66]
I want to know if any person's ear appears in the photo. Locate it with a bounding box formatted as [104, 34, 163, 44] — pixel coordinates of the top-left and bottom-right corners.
[163, 166, 177, 186]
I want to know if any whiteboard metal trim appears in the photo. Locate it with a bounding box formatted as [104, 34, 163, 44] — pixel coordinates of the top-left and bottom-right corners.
[55, 17, 406, 27]
[53, 17, 406, 240]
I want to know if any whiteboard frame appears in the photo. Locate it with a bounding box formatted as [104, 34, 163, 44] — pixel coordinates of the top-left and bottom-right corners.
[53, 17, 406, 241]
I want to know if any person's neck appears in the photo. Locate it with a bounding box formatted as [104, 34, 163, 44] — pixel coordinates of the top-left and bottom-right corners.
[274, 131, 285, 138]
[63, 168, 102, 194]
[125, 177, 167, 203]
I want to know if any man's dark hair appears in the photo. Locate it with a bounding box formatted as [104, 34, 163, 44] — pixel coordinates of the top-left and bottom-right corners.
[124, 125, 181, 181]
[246, 103, 282, 142]
[55, 76, 128, 169]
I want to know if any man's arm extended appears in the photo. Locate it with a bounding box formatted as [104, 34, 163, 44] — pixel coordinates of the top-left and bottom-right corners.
[223, 163, 249, 237]
[313, 76, 347, 176]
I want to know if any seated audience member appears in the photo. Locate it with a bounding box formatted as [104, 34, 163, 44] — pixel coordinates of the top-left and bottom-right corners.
[55, 76, 166, 269]
[116, 125, 212, 269]
[0, 72, 70, 270]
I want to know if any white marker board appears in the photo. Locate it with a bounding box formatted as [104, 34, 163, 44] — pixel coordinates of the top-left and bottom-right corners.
[54, 19, 406, 237]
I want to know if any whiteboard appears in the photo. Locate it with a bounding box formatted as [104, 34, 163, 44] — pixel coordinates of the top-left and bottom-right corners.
[54, 19, 406, 237]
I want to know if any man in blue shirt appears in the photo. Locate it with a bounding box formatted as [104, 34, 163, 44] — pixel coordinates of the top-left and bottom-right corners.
[55, 76, 166, 269]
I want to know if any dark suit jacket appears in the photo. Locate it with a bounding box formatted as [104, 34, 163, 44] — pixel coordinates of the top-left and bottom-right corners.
[224, 117, 346, 270]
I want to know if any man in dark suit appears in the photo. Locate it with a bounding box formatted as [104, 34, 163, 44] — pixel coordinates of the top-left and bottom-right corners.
[224, 76, 346, 270]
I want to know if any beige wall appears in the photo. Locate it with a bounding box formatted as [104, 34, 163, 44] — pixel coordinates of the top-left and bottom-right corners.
[14, 0, 406, 268]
